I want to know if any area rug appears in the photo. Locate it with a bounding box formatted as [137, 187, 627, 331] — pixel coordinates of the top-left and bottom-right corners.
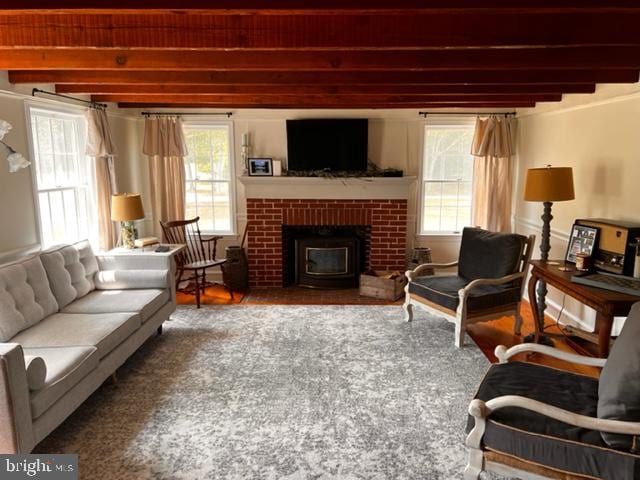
[36, 305, 491, 479]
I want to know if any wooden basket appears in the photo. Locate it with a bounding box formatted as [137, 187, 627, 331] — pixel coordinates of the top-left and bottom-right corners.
[359, 270, 407, 301]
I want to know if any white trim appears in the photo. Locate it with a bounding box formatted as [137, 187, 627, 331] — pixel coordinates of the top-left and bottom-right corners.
[517, 86, 640, 119]
[238, 175, 416, 199]
[418, 117, 476, 235]
[24, 102, 97, 249]
[182, 119, 237, 235]
[513, 215, 570, 243]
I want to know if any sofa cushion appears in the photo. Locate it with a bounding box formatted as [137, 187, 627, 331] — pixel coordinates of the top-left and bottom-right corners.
[468, 362, 640, 480]
[61, 289, 170, 323]
[24, 346, 99, 419]
[0, 256, 58, 341]
[12, 312, 141, 359]
[40, 240, 99, 309]
[24, 355, 47, 391]
[458, 227, 526, 280]
[598, 302, 640, 450]
[408, 275, 521, 312]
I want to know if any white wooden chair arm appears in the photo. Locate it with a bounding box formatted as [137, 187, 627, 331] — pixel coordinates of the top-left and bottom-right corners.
[494, 344, 607, 368]
[406, 261, 458, 280]
[462, 272, 525, 294]
[469, 395, 640, 436]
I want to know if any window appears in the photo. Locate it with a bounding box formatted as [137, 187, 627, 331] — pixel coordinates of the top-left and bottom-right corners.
[183, 123, 235, 234]
[27, 106, 97, 248]
[420, 119, 475, 234]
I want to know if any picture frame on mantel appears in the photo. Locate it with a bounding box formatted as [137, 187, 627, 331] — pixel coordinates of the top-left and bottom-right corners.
[248, 158, 273, 176]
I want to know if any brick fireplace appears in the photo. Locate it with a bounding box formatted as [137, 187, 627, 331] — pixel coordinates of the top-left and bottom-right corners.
[246, 198, 408, 287]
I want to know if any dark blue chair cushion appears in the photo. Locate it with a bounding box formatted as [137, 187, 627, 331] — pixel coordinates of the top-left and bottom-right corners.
[408, 275, 521, 312]
[458, 227, 526, 280]
[467, 362, 640, 480]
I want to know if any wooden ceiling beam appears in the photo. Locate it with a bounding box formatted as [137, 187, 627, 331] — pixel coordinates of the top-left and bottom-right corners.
[90, 94, 560, 104]
[2, 47, 640, 71]
[2, 12, 640, 49]
[12, 70, 638, 85]
[116, 102, 538, 109]
[2, 1, 640, 14]
[56, 83, 596, 95]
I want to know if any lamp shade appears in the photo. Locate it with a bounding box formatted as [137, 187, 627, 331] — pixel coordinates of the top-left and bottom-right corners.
[523, 167, 575, 202]
[111, 193, 145, 221]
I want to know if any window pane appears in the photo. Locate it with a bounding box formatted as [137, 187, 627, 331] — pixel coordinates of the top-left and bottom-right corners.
[183, 124, 234, 234]
[30, 108, 96, 248]
[421, 122, 474, 233]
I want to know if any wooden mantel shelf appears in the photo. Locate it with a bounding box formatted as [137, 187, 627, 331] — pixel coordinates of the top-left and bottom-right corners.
[238, 175, 416, 200]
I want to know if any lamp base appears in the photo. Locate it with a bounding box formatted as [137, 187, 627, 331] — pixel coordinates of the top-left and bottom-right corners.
[522, 332, 555, 347]
[120, 221, 136, 249]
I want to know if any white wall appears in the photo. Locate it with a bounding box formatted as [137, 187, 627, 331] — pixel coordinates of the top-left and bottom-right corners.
[0, 73, 477, 266]
[0, 73, 141, 259]
[514, 82, 640, 332]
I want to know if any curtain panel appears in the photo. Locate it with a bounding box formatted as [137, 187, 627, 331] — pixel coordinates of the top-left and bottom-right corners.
[85, 108, 118, 251]
[470, 116, 517, 233]
[142, 116, 188, 239]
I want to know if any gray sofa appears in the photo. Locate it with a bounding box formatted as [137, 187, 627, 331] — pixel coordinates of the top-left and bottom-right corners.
[0, 240, 176, 453]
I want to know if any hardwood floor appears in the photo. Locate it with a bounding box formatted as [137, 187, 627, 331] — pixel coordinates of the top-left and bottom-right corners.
[177, 285, 600, 378]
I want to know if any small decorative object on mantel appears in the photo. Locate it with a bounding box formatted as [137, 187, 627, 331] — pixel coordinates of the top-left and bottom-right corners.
[248, 158, 273, 176]
[272, 159, 282, 176]
[0, 119, 30, 172]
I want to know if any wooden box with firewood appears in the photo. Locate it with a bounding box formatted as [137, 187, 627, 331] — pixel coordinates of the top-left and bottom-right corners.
[359, 270, 407, 301]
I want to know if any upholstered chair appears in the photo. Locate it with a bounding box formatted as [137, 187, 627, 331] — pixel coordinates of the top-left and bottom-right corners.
[403, 227, 535, 347]
[465, 301, 640, 480]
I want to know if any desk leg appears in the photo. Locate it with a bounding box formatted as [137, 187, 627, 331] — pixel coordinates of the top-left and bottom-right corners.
[596, 311, 614, 358]
[527, 272, 542, 343]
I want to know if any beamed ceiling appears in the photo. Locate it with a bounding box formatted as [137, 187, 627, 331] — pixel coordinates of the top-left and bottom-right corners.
[2, 1, 640, 109]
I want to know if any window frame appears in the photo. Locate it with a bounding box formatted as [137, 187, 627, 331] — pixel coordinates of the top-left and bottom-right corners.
[417, 116, 476, 237]
[182, 119, 237, 236]
[24, 101, 98, 249]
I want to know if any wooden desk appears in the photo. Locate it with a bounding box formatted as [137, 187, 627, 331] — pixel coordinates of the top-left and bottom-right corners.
[528, 260, 640, 357]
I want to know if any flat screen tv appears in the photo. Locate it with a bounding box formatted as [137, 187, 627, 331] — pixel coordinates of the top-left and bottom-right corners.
[286, 119, 368, 172]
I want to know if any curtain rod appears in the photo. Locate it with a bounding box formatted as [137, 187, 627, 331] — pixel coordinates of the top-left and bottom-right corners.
[31, 88, 107, 109]
[141, 111, 232, 118]
[419, 111, 516, 117]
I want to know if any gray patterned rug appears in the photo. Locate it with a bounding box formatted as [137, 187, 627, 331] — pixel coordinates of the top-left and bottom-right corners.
[36, 305, 491, 479]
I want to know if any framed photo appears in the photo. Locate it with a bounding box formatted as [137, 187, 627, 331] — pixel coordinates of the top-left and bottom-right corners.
[248, 158, 273, 176]
[565, 224, 599, 263]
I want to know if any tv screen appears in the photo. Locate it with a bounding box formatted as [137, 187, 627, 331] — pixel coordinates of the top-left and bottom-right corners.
[286, 119, 368, 172]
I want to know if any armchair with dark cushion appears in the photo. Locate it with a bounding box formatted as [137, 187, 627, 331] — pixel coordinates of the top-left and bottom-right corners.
[403, 227, 535, 347]
[464, 301, 640, 480]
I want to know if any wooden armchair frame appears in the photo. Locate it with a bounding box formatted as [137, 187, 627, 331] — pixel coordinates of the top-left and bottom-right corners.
[464, 344, 633, 480]
[160, 216, 231, 308]
[403, 234, 535, 348]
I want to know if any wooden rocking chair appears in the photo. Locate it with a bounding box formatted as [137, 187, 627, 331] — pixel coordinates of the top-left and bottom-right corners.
[160, 217, 232, 308]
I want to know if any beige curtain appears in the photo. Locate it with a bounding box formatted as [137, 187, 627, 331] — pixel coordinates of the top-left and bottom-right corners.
[470, 115, 517, 233]
[86, 108, 118, 251]
[142, 116, 188, 239]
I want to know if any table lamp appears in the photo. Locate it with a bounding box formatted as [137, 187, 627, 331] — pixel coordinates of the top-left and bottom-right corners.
[523, 165, 575, 344]
[111, 193, 145, 249]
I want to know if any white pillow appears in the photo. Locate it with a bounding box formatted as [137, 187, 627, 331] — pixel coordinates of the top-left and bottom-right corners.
[24, 355, 46, 391]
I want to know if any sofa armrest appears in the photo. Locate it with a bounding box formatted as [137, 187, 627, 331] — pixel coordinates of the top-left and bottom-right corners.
[406, 261, 458, 280]
[95, 269, 171, 290]
[0, 343, 34, 453]
[97, 254, 172, 271]
[469, 395, 640, 438]
[462, 271, 525, 294]
[494, 344, 607, 368]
